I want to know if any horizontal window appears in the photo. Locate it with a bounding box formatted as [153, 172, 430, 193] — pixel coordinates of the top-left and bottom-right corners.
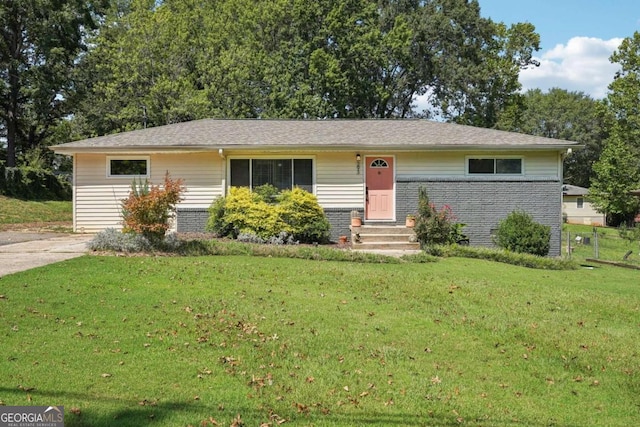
[467, 157, 522, 175]
[230, 158, 313, 193]
[107, 157, 149, 177]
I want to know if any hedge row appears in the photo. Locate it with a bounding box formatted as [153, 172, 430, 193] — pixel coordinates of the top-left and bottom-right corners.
[0, 164, 71, 200]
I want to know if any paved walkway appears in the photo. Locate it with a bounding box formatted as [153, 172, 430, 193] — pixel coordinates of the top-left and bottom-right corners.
[0, 233, 93, 277]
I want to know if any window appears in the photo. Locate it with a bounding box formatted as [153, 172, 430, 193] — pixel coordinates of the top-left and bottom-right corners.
[108, 157, 149, 177]
[577, 197, 584, 209]
[370, 158, 389, 168]
[467, 157, 522, 175]
[230, 158, 313, 193]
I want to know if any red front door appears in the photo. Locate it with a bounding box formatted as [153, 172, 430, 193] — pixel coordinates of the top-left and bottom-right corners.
[365, 156, 394, 220]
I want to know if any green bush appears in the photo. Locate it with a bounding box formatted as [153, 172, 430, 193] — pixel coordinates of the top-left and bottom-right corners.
[278, 187, 330, 243]
[206, 186, 330, 243]
[206, 187, 288, 240]
[0, 163, 71, 200]
[493, 210, 551, 256]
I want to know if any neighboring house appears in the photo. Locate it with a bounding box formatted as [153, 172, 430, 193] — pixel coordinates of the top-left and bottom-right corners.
[562, 184, 605, 226]
[51, 119, 579, 256]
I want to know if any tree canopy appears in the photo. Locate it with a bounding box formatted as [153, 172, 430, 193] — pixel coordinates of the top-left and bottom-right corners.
[0, 0, 106, 167]
[496, 88, 610, 188]
[589, 31, 640, 224]
[70, 0, 541, 136]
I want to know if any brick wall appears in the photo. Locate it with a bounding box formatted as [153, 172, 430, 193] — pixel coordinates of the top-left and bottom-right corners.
[176, 179, 563, 255]
[397, 178, 563, 256]
[177, 206, 361, 243]
[176, 208, 209, 233]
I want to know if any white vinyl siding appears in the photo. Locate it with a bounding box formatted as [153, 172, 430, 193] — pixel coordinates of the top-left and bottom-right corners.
[74, 153, 222, 232]
[315, 152, 364, 208]
[395, 151, 559, 178]
[563, 195, 606, 226]
[72, 149, 563, 232]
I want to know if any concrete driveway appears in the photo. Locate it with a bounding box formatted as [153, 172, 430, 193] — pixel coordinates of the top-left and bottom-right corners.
[0, 232, 93, 277]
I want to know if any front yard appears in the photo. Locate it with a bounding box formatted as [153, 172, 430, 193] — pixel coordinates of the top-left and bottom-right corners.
[1, 254, 638, 426]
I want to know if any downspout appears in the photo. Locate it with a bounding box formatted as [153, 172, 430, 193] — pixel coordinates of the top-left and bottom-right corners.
[219, 149, 226, 197]
[73, 154, 78, 233]
[559, 149, 571, 254]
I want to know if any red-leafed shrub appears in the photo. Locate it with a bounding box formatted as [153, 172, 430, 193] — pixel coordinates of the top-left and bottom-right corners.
[121, 173, 184, 243]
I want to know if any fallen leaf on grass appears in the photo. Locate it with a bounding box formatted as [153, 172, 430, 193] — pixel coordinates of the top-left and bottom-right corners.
[230, 414, 243, 427]
[69, 407, 81, 415]
[101, 373, 112, 378]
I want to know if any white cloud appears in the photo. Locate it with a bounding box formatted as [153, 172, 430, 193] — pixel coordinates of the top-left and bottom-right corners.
[519, 37, 624, 99]
[412, 36, 625, 113]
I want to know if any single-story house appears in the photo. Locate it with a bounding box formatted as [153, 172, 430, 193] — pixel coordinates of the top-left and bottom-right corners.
[51, 119, 580, 256]
[562, 184, 605, 226]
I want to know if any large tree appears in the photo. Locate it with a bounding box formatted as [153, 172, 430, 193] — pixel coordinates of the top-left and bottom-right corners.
[589, 132, 640, 224]
[0, 0, 106, 167]
[72, 0, 540, 136]
[589, 32, 640, 224]
[496, 88, 610, 188]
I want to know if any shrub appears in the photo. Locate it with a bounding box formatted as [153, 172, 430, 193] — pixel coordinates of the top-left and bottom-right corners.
[253, 184, 280, 203]
[121, 172, 184, 243]
[88, 229, 185, 253]
[0, 163, 71, 200]
[493, 210, 551, 256]
[278, 188, 330, 243]
[206, 186, 330, 243]
[206, 196, 232, 237]
[88, 228, 152, 252]
[208, 187, 288, 239]
[414, 187, 464, 246]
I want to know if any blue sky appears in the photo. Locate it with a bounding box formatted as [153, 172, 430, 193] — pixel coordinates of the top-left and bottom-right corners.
[478, 0, 640, 98]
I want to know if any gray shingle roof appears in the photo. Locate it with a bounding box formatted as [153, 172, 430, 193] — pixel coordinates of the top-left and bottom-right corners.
[562, 184, 589, 196]
[51, 119, 580, 154]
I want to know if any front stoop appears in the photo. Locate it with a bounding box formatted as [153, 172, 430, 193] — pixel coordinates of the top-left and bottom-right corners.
[350, 225, 420, 251]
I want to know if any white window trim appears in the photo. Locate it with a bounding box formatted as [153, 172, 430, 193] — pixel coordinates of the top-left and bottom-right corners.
[465, 156, 524, 176]
[227, 155, 316, 193]
[106, 156, 151, 178]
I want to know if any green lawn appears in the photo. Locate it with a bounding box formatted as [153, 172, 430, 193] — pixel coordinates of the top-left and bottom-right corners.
[1, 254, 638, 426]
[0, 196, 72, 230]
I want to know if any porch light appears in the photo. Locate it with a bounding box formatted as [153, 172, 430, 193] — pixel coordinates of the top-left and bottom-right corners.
[356, 153, 361, 174]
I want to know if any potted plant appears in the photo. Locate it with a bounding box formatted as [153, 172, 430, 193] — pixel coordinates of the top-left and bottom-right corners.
[350, 210, 362, 227]
[405, 214, 416, 228]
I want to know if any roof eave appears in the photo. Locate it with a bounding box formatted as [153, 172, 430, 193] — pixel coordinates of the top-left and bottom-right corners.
[51, 142, 581, 155]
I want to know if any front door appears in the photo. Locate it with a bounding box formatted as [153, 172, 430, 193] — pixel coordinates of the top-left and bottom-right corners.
[365, 156, 394, 220]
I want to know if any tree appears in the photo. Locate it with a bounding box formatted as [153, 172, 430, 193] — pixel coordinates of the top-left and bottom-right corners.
[608, 32, 640, 152]
[589, 133, 640, 224]
[72, 0, 540, 136]
[0, 0, 106, 167]
[496, 88, 611, 188]
[588, 32, 640, 224]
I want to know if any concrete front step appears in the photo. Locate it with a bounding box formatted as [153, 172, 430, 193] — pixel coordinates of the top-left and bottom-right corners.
[352, 242, 421, 251]
[355, 234, 414, 243]
[350, 225, 419, 250]
[352, 225, 415, 235]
